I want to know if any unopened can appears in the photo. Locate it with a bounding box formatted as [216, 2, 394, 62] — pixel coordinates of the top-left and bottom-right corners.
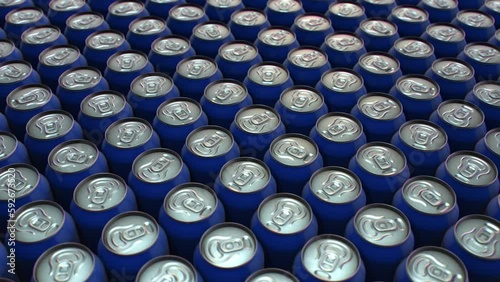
[145, 0, 186, 18]
[166, 3, 209, 39]
[316, 68, 366, 113]
[243, 62, 294, 107]
[0, 0, 33, 28]
[173, 56, 223, 101]
[126, 16, 171, 54]
[190, 21, 235, 59]
[481, 0, 500, 29]
[4, 7, 49, 45]
[388, 37, 436, 75]
[283, 46, 331, 87]
[148, 35, 195, 76]
[264, 0, 305, 28]
[388, 5, 430, 37]
[105, 0, 149, 35]
[425, 58, 477, 101]
[64, 12, 110, 52]
[325, 1, 367, 33]
[215, 41, 263, 82]
[465, 80, 500, 130]
[0, 39, 22, 63]
[421, 23, 467, 58]
[136, 255, 204, 282]
[0, 130, 29, 167]
[229, 8, 271, 43]
[321, 32, 367, 69]
[418, 0, 459, 23]
[355, 18, 400, 52]
[358, 0, 397, 18]
[458, 42, 500, 82]
[83, 30, 131, 73]
[0, 60, 41, 111]
[353, 51, 403, 93]
[254, 26, 300, 63]
[486, 195, 500, 220]
[47, 0, 91, 31]
[291, 13, 334, 47]
[104, 50, 154, 95]
[204, 0, 244, 23]
[475, 128, 500, 170]
[452, 9, 496, 43]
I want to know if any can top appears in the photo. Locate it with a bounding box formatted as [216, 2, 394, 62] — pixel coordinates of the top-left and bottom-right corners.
[485, 128, 500, 156]
[437, 100, 484, 128]
[309, 166, 362, 204]
[359, 18, 397, 37]
[432, 58, 474, 81]
[108, 0, 145, 16]
[328, 2, 365, 18]
[473, 81, 500, 108]
[395, 75, 439, 100]
[132, 148, 183, 184]
[164, 183, 218, 223]
[463, 42, 500, 65]
[26, 110, 74, 140]
[398, 120, 448, 152]
[315, 113, 363, 143]
[73, 173, 128, 211]
[391, 5, 429, 23]
[357, 93, 403, 121]
[105, 118, 153, 148]
[152, 35, 191, 56]
[176, 56, 218, 79]
[34, 242, 95, 282]
[287, 46, 328, 68]
[486, 0, 500, 12]
[258, 27, 297, 47]
[14, 200, 65, 243]
[0, 40, 15, 59]
[218, 41, 259, 62]
[445, 151, 498, 187]
[294, 13, 331, 31]
[279, 86, 324, 113]
[49, 0, 86, 11]
[405, 246, 468, 281]
[80, 91, 127, 118]
[320, 68, 364, 93]
[235, 105, 281, 134]
[0, 0, 28, 7]
[246, 268, 298, 282]
[324, 32, 364, 52]
[358, 52, 400, 74]
[454, 214, 500, 260]
[393, 37, 434, 58]
[356, 142, 406, 176]
[421, 0, 457, 9]
[402, 176, 456, 215]
[67, 12, 105, 30]
[204, 79, 248, 105]
[269, 134, 319, 167]
[0, 60, 32, 84]
[22, 24, 61, 45]
[39, 45, 81, 67]
[169, 4, 205, 21]
[136, 255, 197, 282]
[220, 157, 271, 193]
[48, 139, 99, 173]
[7, 84, 52, 110]
[102, 211, 159, 255]
[186, 126, 234, 157]
[6, 7, 44, 25]
[107, 50, 149, 72]
[193, 21, 231, 41]
[0, 131, 17, 161]
[426, 23, 465, 42]
[456, 10, 495, 28]
[59, 66, 102, 91]
[156, 97, 203, 126]
[266, 0, 302, 13]
[129, 16, 167, 36]
[258, 193, 313, 234]
[301, 234, 361, 281]
[247, 62, 290, 86]
[206, 0, 242, 7]
[130, 73, 174, 98]
[0, 164, 40, 200]
[231, 8, 267, 26]
[86, 30, 127, 50]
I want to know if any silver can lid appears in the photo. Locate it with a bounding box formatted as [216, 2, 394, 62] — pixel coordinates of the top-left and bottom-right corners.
[267, 0, 302, 13]
[73, 173, 128, 211]
[454, 215, 500, 260]
[421, 0, 457, 9]
[39, 45, 80, 67]
[0, 61, 32, 84]
[204, 79, 248, 105]
[164, 183, 217, 223]
[206, 0, 242, 8]
[81, 91, 126, 118]
[169, 4, 205, 21]
[396, 75, 439, 100]
[26, 110, 74, 140]
[437, 100, 484, 128]
[246, 268, 298, 282]
[393, 37, 434, 58]
[309, 166, 362, 204]
[130, 73, 173, 98]
[446, 151, 498, 187]
[473, 81, 500, 107]
[287, 47, 328, 68]
[231, 8, 267, 26]
[67, 12, 105, 30]
[7, 84, 52, 110]
[0, 164, 39, 200]
[456, 10, 495, 28]
[49, 0, 86, 11]
[485, 128, 500, 156]
[176, 56, 218, 79]
[105, 118, 153, 148]
[358, 93, 402, 121]
[136, 256, 197, 282]
[156, 98, 203, 126]
[486, 0, 500, 12]
[14, 200, 64, 243]
[356, 142, 406, 176]
[186, 126, 234, 158]
[102, 212, 159, 255]
[406, 247, 468, 281]
[360, 18, 397, 37]
[258, 193, 312, 234]
[391, 5, 428, 23]
[328, 2, 364, 18]
[0, 132, 17, 161]
[220, 157, 271, 193]
[0, 40, 14, 59]
[426, 23, 465, 42]
[279, 86, 324, 113]
[258, 27, 296, 47]
[315, 113, 363, 143]
[247, 62, 290, 86]
[402, 176, 456, 215]
[6, 7, 43, 24]
[354, 204, 411, 246]
[132, 149, 183, 184]
[432, 59, 474, 81]
[235, 105, 281, 134]
[59, 67, 102, 91]
[86, 30, 126, 50]
[294, 13, 331, 31]
[0, 0, 28, 7]
[320, 68, 364, 93]
[358, 52, 400, 74]
[193, 21, 231, 41]
[48, 139, 98, 173]
[269, 134, 319, 167]
[152, 35, 191, 56]
[129, 17, 167, 35]
[108, 0, 145, 16]
[218, 41, 258, 62]
[107, 50, 149, 72]
[464, 43, 500, 65]
[325, 32, 364, 52]
[21, 25, 61, 45]
[398, 120, 447, 151]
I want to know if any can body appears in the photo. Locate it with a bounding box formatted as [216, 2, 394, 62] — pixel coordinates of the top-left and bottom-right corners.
[173, 56, 223, 101]
[0, 131, 29, 167]
[486, 195, 500, 220]
[417, 0, 459, 23]
[264, 0, 305, 28]
[20, 25, 68, 68]
[0, 60, 41, 112]
[0, 113, 8, 132]
[126, 16, 171, 54]
[291, 13, 334, 47]
[105, 0, 150, 35]
[326, 1, 367, 33]
[353, 52, 403, 93]
[204, 0, 244, 23]
[458, 42, 500, 82]
[283, 46, 331, 87]
[465, 81, 500, 130]
[489, 30, 500, 47]
[316, 68, 367, 113]
[452, 10, 496, 43]
[229, 8, 271, 43]
[87, 0, 115, 17]
[0, 39, 23, 63]
[389, 37, 436, 75]
[388, 5, 430, 37]
[83, 30, 131, 73]
[215, 41, 263, 82]
[145, 0, 186, 18]
[166, 3, 209, 39]
[243, 62, 294, 107]
[254, 27, 300, 63]
[104, 50, 154, 96]
[474, 128, 500, 172]
[321, 32, 367, 69]
[421, 23, 467, 58]
[358, 0, 396, 18]
[481, 1, 500, 29]
[47, 0, 91, 31]
[190, 21, 235, 58]
[148, 35, 195, 76]
[64, 12, 110, 52]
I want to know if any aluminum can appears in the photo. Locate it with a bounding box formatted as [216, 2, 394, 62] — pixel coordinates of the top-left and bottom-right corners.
[127, 72, 179, 123]
[481, 0, 500, 29]
[214, 157, 277, 226]
[0, 113, 8, 131]
[356, 18, 399, 52]
[302, 166, 366, 235]
[173, 56, 223, 101]
[458, 42, 500, 82]
[83, 30, 131, 73]
[325, 1, 367, 33]
[87, 0, 115, 17]
[452, 9, 496, 43]
[425, 58, 476, 101]
[320, 32, 367, 69]
[418, 0, 458, 23]
[136, 255, 204, 282]
[360, 0, 397, 17]
[421, 23, 467, 58]
[292, 234, 366, 282]
[241, 0, 266, 10]
[489, 29, 500, 47]
[64, 12, 110, 52]
[229, 8, 271, 43]
[70, 173, 137, 252]
[148, 35, 195, 76]
[442, 214, 500, 282]
[291, 13, 333, 47]
[215, 41, 263, 82]
[166, 3, 209, 39]
[0, 39, 22, 63]
[204, 0, 244, 23]
[243, 62, 294, 107]
[145, 0, 186, 18]
[0, 0, 33, 28]
[126, 16, 171, 54]
[436, 151, 499, 216]
[316, 68, 366, 113]
[353, 51, 402, 93]
[254, 26, 299, 63]
[47, 0, 91, 31]
[348, 142, 410, 203]
[153, 97, 209, 154]
[283, 46, 331, 87]
[465, 81, 500, 130]
[388, 37, 436, 75]
[104, 50, 154, 95]
[97, 211, 169, 280]
[301, 0, 334, 13]
[486, 195, 500, 220]
[158, 182, 225, 261]
[190, 21, 235, 58]
[105, 0, 149, 35]
[475, 128, 500, 171]
[264, 0, 305, 28]
[388, 5, 430, 37]
[246, 268, 298, 282]
[393, 176, 459, 247]
[0, 131, 29, 167]
[0, 60, 41, 111]
[4, 7, 49, 45]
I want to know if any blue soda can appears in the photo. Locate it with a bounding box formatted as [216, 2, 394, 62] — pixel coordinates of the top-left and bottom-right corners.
[45, 139, 109, 211]
[159, 182, 225, 261]
[32, 242, 107, 282]
[247, 268, 298, 282]
[4, 7, 49, 45]
[128, 148, 190, 219]
[391, 120, 450, 176]
[489, 29, 500, 47]
[0, 131, 29, 166]
[394, 246, 469, 282]
[302, 166, 366, 235]
[389, 37, 436, 75]
[291, 13, 333, 47]
[4, 84, 61, 140]
[0, 60, 41, 111]
[24, 110, 83, 172]
[292, 234, 366, 282]
[101, 117, 161, 180]
[70, 173, 137, 252]
[264, 0, 305, 28]
[105, 0, 149, 35]
[251, 193, 318, 270]
[326, 1, 367, 33]
[78, 91, 133, 147]
[87, 0, 115, 17]
[173, 56, 223, 101]
[97, 211, 169, 280]
[47, 0, 91, 31]
[458, 42, 500, 82]
[353, 52, 402, 93]
[436, 151, 499, 216]
[264, 134, 323, 195]
[425, 58, 476, 101]
[126, 16, 171, 54]
[351, 93, 406, 143]
[355, 18, 400, 52]
[310, 113, 367, 168]
[145, 0, 186, 18]
[8, 200, 79, 282]
[254, 26, 300, 63]
[0, 39, 22, 63]
[64, 12, 110, 52]
[475, 128, 500, 170]
[283, 46, 331, 87]
[452, 10, 496, 43]
[442, 214, 500, 282]
[0, 0, 33, 28]
[345, 203, 414, 281]
[167, 3, 209, 39]
[243, 62, 294, 107]
[181, 125, 240, 185]
[127, 72, 179, 123]
[486, 195, 500, 220]
[200, 79, 253, 129]
[393, 176, 459, 247]
[204, 0, 244, 23]
[153, 97, 209, 154]
[481, 0, 500, 29]
[0, 112, 8, 131]
[466, 81, 500, 130]
[321, 32, 367, 69]
[316, 68, 366, 113]
[190, 21, 235, 58]
[429, 100, 487, 152]
[229, 8, 271, 43]
[230, 105, 286, 160]
[136, 255, 204, 282]
[148, 35, 195, 76]
[421, 23, 467, 58]
[418, 0, 458, 23]
[388, 5, 430, 37]
[21, 25, 68, 66]
[215, 41, 263, 82]
[214, 157, 277, 226]
[358, 0, 396, 18]
[348, 142, 410, 203]
[274, 86, 328, 135]
[104, 50, 154, 95]
[83, 29, 131, 73]
[389, 74, 442, 120]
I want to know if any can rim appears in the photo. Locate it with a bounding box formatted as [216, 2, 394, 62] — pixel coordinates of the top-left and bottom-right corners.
[314, 112, 364, 144]
[392, 36, 435, 57]
[65, 11, 105, 29]
[131, 148, 184, 184]
[25, 109, 75, 140]
[73, 172, 128, 212]
[6, 83, 53, 110]
[472, 80, 500, 108]
[358, 51, 401, 73]
[0, 163, 41, 200]
[234, 104, 282, 134]
[184, 125, 235, 158]
[175, 55, 219, 77]
[105, 49, 149, 72]
[355, 141, 408, 176]
[21, 24, 61, 44]
[5, 7, 44, 26]
[268, 133, 320, 167]
[436, 98, 485, 128]
[58, 66, 103, 91]
[257, 25, 297, 44]
[107, 0, 145, 16]
[390, 4, 429, 20]
[279, 85, 325, 113]
[397, 119, 449, 152]
[38, 44, 81, 67]
[217, 157, 273, 194]
[168, 3, 205, 20]
[455, 9, 496, 30]
[150, 34, 192, 55]
[127, 15, 167, 35]
[323, 31, 365, 51]
[319, 67, 365, 93]
[203, 78, 249, 106]
[216, 40, 260, 62]
[394, 74, 440, 101]
[129, 72, 175, 98]
[245, 268, 299, 282]
[246, 61, 291, 85]
[356, 92, 404, 120]
[104, 117, 154, 149]
[84, 29, 126, 51]
[444, 150, 499, 187]
[191, 20, 232, 41]
[286, 45, 329, 69]
[404, 246, 468, 279]
[155, 97, 203, 126]
[0, 59, 33, 84]
[484, 128, 500, 157]
[307, 166, 364, 204]
[136, 255, 198, 281]
[293, 11, 332, 28]
[47, 138, 100, 174]
[79, 90, 127, 118]
[358, 17, 399, 37]
[452, 214, 500, 261]
[462, 41, 500, 64]
[230, 7, 269, 23]
[424, 22, 465, 41]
